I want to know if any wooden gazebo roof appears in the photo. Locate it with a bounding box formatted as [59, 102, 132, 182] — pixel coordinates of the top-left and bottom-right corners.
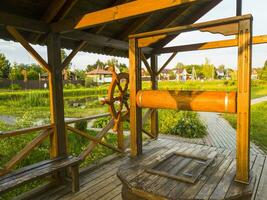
[0, 0, 222, 57]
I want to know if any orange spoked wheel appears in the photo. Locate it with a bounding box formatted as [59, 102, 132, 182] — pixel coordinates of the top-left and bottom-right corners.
[102, 69, 130, 132]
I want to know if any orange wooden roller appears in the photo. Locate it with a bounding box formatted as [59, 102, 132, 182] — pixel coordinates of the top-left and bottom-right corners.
[136, 90, 237, 113]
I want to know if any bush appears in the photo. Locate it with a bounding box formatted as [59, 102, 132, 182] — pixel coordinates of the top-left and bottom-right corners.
[74, 120, 88, 131]
[93, 117, 110, 128]
[64, 83, 76, 89]
[85, 77, 96, 88]
[23, 92, 48, 107]
[9, 83, 21, 90]
[169, 111, 207, 138]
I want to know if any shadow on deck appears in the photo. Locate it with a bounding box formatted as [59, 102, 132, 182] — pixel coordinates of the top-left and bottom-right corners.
[24, 136, 267, 200]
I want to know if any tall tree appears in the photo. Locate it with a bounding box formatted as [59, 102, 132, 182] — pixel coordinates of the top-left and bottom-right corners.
[0, 53, 11, 78]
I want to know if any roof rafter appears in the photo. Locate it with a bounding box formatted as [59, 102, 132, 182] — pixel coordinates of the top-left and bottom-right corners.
[51, 0, 209, 33]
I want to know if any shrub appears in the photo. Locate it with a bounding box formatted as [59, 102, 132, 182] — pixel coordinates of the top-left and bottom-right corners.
[85, 77, 96, 88]
[74, 120, 88, 131]
[93, 117, 110, 128]
[64, 83, 76, 89]
[9, 84, 21, 90]
[169, 111, 207, 138]
[23, 92, 48, 107]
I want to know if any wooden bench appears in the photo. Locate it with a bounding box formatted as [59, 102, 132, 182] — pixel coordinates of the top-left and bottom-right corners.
[0, 156, 80, 195]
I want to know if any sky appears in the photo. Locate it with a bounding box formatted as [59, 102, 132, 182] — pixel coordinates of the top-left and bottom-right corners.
[0, 0, 266, 70]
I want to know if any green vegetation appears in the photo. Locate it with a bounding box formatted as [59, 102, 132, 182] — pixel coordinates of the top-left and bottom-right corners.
[223, 102, 267, 152]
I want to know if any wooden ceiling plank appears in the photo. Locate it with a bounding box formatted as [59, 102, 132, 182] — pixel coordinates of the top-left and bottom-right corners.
[51, 0, 209, 32]
[6, 26, 50, 72]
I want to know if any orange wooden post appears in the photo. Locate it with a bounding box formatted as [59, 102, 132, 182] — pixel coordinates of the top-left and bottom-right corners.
[150, 54, 159, 138]
[129, 38, 142, 157]
[235, 18, 252, 183]
[47, 33, 67, 158]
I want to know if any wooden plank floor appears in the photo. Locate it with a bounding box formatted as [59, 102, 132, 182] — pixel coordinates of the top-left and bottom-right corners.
[33, 137, 267, 200]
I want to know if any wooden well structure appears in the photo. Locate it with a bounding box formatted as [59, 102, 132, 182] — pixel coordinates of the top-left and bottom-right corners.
[0, 0, 267, 199]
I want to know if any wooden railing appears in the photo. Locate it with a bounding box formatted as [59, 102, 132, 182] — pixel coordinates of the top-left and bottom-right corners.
[0, 110, 154, 176]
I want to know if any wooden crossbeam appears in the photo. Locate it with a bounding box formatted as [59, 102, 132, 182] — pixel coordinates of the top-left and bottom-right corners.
[6, 26, 50, 72]
[59, 41, 87, 72]
[0, 129, 53, 175]
[79, 119, 114, 161]
[66, 125, 122, 153]
[51, 0, 205, 32]
[132, 15, 251, 40]
[94, 0, 131, 35]
[157, 52, 177, 76]
[156, 35, 267, 54]
[141, 52, 153, 76]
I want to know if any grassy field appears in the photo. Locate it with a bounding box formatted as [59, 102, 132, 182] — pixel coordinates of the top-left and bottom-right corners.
[223, 102, 267, 152]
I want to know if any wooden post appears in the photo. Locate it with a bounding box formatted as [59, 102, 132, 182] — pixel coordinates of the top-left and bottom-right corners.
[236, 0, 242, 16]
[235, 18, 252, 183]
[150, 54, 159, 138]
[47, 33, 67, 158]
[129, 38, 142, 157]
[117, 122, 124, 151]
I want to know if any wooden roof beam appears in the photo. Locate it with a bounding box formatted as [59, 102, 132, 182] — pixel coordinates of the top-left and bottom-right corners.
[6, 26, 50, 71]
[0, 11, 49, 34]
[51, 0, 209, 33]
[151, 0, 222, 53]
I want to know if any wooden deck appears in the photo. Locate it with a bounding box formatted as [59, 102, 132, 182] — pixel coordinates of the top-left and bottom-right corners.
[30, 137, 267, 200]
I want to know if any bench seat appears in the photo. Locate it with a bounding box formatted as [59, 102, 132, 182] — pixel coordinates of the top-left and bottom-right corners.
[0, 156, 80, 194]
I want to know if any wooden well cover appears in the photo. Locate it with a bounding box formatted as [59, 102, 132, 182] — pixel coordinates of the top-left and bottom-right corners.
[146, 152, 216, 184]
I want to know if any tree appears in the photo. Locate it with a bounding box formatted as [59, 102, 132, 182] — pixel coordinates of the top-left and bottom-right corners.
[86, 59, 105, 72]
[202, 58, 215, 80]
[263, 60, 267, 70]
[0, 53, 11, 78]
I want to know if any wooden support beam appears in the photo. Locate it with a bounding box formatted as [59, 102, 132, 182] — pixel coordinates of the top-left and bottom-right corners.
[133, 15, 251, 42]
[31, 0, 67, 42]
[235, 19, 252, 184]
[66, 125, 122, 153]
[156, 35, 267, 54]
[60, 41, 87, 71]
[94, 0, 131, 35]
[150, 55, 159, 138]
[47, 33, 67, 158]
[157, 52, 177, 75]
[129, 38, 142, 157]
[0, 12, 49, 34]
[236, 0, 242, 16]
[150, 0, 223, 53]
[6, 26, 50, 72]
[79, 119, 114, 161]
[141, 52, 153, 76]
[51, 0, 206, 32]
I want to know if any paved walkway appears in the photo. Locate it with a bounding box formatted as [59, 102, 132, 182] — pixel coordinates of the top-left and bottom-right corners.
[197, 96, 267, 155]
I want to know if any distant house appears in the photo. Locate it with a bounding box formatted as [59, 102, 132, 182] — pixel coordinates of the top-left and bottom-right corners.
[251, 68, 258, 80]
[86, 66, 112, 83]
[160, 69, 170, 80]
[216, 69, 225, 79]
[174, 68, 189, 81]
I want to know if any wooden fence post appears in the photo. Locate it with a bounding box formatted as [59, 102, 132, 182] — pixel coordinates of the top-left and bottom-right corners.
[150, 54, 159, 138]
[235, 18, 252, 183]
[47, 33, 67, 158]
[129, 38, 142, 157]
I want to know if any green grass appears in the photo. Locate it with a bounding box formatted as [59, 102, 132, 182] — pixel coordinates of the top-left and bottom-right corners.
[223, 101, 267, 152]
